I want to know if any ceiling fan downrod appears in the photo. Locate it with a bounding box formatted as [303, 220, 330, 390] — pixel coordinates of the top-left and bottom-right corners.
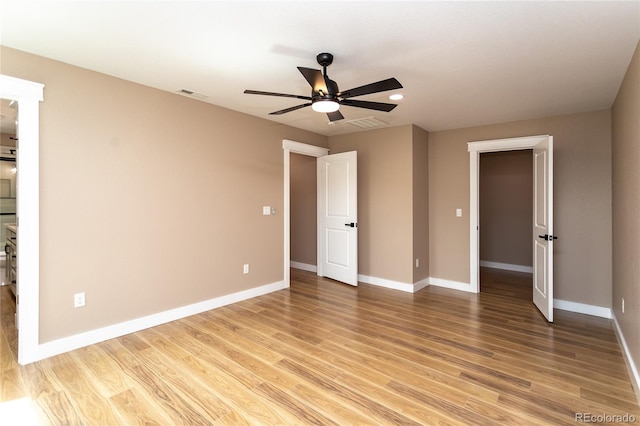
[316, 52, 333, 78]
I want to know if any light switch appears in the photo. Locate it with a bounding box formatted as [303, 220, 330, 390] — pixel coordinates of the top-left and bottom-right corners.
[263, 206, 271, 216]
[456, 208, 462, 217]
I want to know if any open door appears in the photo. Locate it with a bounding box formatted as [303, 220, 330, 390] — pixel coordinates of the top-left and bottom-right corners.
[533, 136, 554, 322]
[317, 151, 358, 286]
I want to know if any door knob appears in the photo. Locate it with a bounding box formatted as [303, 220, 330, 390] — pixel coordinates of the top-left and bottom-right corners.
[345, 222, 358, 228]
[538, 234, 558, 241]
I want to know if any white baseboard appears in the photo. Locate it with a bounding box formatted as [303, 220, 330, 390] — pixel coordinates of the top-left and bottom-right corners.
[428, 277, 475, 293]
[290, 261, 317, 273]
[553, 299, 611, 319]
[358, 274, 429, 293]
[290, 265, 428, 294]
[427, 278, 613, 320]
[612, 313, 640, 406]
[480, 260, 533, 274]
[414, 277, 430, 292]
[358, 274, 415, 293]
[36, 280, 287, 362]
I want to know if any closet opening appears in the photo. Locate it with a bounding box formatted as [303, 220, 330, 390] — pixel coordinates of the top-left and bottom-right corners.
[479, 150, 533, 301]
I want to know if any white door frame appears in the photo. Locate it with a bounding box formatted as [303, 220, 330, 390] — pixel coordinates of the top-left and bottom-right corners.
[282, 139, 329, 287]
[0, 74, 44, 365]
[467, 135, 550, 293]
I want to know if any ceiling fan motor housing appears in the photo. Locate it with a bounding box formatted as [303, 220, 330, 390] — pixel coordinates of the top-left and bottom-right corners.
[316, 52, 334, 67]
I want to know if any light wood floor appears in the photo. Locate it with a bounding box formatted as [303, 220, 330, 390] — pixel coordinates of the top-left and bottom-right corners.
[1, 268, 638, 425]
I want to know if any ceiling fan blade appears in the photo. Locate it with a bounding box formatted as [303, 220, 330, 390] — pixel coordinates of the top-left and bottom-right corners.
[327, 110, 344, 122]
[269, 103, 312, 115]
[244, 90, 311, 101]
[297, 67, 328, 94]
[340, 99, 398, 112]
[339, 78, 403, 99]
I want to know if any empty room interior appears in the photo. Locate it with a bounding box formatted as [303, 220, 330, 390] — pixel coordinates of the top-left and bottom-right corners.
[0, 1, 639, 424]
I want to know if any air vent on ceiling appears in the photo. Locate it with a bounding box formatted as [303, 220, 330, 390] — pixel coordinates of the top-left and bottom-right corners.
[346, 116, 388, 129]
[177, 88, 208, 99]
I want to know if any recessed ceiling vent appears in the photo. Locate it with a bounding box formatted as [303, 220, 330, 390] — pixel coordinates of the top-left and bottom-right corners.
[177, 88, 208, 99]
[346, 116, 388, 129]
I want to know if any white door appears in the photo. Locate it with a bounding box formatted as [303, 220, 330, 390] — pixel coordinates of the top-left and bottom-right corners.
[533, 136, 554, 322]
[317, 151, 358, 286]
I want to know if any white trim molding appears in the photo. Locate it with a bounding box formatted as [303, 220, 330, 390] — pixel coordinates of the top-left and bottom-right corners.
[289, 264, 429, 293]
[612, 313, 640, 405]
[36, 280, 287, 362]
[0, 74, 45, 365]
[553, 299, 612, 319]
[282, 139, 329, 289]
[283, 139, 329, 157]
[290, 261, 317, 273]
[358, 274, 428, 293]
[426, 277, 614, 318]
[428, 277, 475, 293]
[480, 260, 533, 274]
[414, 278, 430, 293]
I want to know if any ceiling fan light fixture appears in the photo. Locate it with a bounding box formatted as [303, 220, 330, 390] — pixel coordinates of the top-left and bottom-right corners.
[312, 100, 340, 113]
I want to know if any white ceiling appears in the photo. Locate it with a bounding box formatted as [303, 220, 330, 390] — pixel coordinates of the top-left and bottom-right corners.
[1, 1, 638, 136]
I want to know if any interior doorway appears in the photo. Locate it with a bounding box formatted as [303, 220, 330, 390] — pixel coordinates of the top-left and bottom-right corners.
[282, 139, 329, 287]
[0, 100, 19, 359]
[289, 152, 318, 273]
[0, 74, 44, 364]
[478, 150, 533, 297]
[468, 135, 555, 321]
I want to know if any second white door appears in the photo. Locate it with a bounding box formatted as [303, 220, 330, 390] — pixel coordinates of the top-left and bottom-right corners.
[317, 151, 358, 286]
[533, 136, 554, 322]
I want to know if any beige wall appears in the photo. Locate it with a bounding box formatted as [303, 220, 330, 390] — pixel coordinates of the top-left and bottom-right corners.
[480, 150, 533, 267]
[290, 153, 317, 266]
[412, 126, 429, 282]
[329, 125, 415, 284]
[429, 110, 612, 307]
[1, 133, 16, 146]
[1, 47, 327, 342]
[612, 40, 640, 388]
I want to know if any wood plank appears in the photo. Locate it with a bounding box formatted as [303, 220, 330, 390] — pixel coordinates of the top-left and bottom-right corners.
[48, 353, 123, 425]
[110, 388, 175, 426]
[37, 390, 81, 426]
[277, 357, 422, 425]
[124, 363, 217, 425]
[177, 354, 303, 425]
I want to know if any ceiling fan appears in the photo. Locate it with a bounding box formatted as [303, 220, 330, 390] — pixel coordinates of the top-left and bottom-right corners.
[244, 52, 403, 122]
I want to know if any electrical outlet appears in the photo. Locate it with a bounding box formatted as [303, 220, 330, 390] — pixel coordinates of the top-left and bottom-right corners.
[243, 264, 249, 274]
[74, 292, 85, 308]
[622, 298, 625, 314]
[416, 258, 420, 268]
